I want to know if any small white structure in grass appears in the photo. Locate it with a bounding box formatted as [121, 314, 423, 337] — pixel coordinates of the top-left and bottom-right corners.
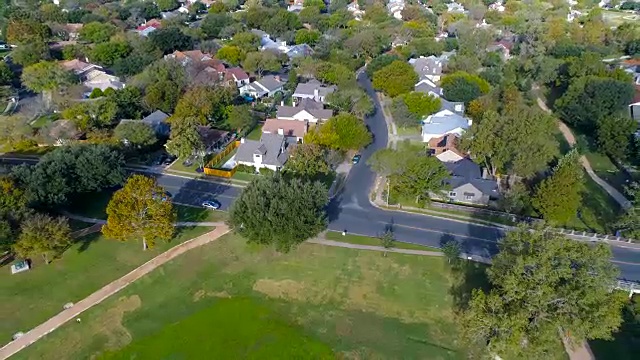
[12, 332, 24, 340]
[10, 260, 30, 274]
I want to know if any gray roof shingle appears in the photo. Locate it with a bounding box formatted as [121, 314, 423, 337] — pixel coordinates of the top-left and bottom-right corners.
[444, 158, 498, 196]
[235, 133, 288, 167]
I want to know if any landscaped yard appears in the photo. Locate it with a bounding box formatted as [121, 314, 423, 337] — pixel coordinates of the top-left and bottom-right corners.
[0, 226, 213, 343]
[232, 171, 260, 182]
[245, 124, 263, 140]
[14, 233, 468, 360]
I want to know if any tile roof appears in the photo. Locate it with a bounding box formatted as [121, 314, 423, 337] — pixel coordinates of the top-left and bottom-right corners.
[225, 67, 249, 81]
[262, 118, 307, 138]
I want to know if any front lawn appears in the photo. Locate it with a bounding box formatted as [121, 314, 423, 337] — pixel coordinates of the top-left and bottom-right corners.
[16, 233, 468, 360]
[0, 226, 213, 343]
[245, 124, 263, 140]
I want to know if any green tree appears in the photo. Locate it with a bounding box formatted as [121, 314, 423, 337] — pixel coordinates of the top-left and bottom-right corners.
[533, 150, 583, 225]
[372, 61, 418, 98]
[295, 29, 321, 46]
[263, 9, 301, 37]
[379, 229, 395, 256]
[90, 41, 132, 67]
[390, 155, 449, 205]
[201, 13, 234, 38]
[242, 51, 282, 77]
[6, 17, 49, 45]
[463, 226, 625, 359]
[617, 182, 640, 238]
[304, 0, 326, 10]
[172, 86, 234, 124]
[0, 62, 13, 86]
[165, 117, 204, 159]
[0, 115, 33, 150]
[284, 143, 332, 181]
[441, 71, 491, 103]
[144, 80, 181, 113]
[409, 37, 444, 57]
[229, 173, 328, 252]
[102, 175, 176, 250]
[156, 0, 179, 11]
[21, 61, 76, 107]
[149, 27, 194, 54]
[13, 214, 71, 264]
[11, 41, 50, 67]
[442, 240, 461, 264]
[390, 98, 419, 128]
[0, 219, 14, 254]
[597, 115, 637, 161]
[226, 104, 255, 131]
[114, 121, 158, 148]
[556, 76, 635, 134]
[307, 113, 371, 151]
[365, 54, 399, 78]
[344, 29, 389, 59]
[400, 92, 441, 118]
[12, 144, 125, 205]
[79, 22, 116, 43]
[231, 31, 260, 53]
[216, 45, 244, 65]
[61, 98, 117, 130]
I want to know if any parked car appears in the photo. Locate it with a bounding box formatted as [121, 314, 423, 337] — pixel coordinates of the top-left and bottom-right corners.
[163, 155, 177, 165]
[352, 154, 361, 164]
[202, 200, 221, 210]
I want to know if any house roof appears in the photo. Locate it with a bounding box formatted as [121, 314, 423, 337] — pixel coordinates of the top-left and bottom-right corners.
[444, 158, 498, 196]
[197, 126, 228, 146]
[193, 67, 224, 85]
[410, 56, 443, 78]
[293, 79, 336, 98]
[255, 75, 284, 92]
[422, 110, 471, 135]
[262, 118, 308, 138]
[235, 133, 288, 167]
[225, 67, 249, 81]
[286, 44, 314, 58]
[428, 133, 459, 149]
[60, 59, 97, 73]
[169, 49, 213, 63]
[276, 99, 333, 120]
[142, 110, 169, 124]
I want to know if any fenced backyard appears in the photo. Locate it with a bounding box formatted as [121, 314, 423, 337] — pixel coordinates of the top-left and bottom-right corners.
[203, 140, 240, 178]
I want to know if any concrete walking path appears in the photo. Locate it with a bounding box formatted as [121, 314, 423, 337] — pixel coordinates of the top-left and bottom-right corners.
[0, 226, 230, 360]
[536, 97, 631, 209]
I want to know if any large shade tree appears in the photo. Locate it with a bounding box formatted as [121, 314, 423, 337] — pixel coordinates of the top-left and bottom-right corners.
[463, 226, 625, 359]
[102, 175, 176, 250]
[13, 214, 72, 264]
[229, 174, 328, 252]
[372, 61, 418, 97]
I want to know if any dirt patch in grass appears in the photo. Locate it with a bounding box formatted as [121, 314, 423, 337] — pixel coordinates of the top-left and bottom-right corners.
[94, 295, 141, 350]
[253, 279, 309, 301]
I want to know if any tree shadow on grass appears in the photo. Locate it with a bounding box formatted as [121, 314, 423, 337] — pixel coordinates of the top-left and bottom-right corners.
[76, 232, 101, 253]
[448, 258, 491, 312]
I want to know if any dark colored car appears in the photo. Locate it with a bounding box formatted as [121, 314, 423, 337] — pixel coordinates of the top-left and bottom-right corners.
[163, 155, 177, 165]
[352, 154, 362, 164]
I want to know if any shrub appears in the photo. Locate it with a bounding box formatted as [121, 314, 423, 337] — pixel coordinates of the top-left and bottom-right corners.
[259, 167, 275, 176]
[89, 88, 104, 99]
[236, 164, 257, 173]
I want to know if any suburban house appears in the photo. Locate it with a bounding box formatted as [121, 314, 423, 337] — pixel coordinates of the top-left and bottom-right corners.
[628, 85, 640, 120]
[262, 118, 308, 143]
[410, 56, 444, 83]
[240, 75, 285, 99]
[164, 50, 214, 65]
[439, 158, 499, 206]
[141, 110, 170, 137]
[347, 1, 365, 20]
[235, 133, 289, 171]
[486, 41, 513, 60]
[250, 29, 314, 59]
[60, 59, 125, 93]
[135, 19, 162, 37]
[387, 0, 405, 19]
[50, 23, 83, 40]
[276, 99, 333, 123]
[428, 134, 466, 163]
[224, 67, 251, 87]
[292, 79, 336, 104]
[167, 50, 250, 88]
[414, 78, 465, 114]
[421, 109, 472, 143]
[198, 126, 232, 153]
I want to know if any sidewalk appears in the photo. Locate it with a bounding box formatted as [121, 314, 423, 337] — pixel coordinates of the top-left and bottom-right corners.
[0, 226, 230, 360]
[536, 97, 630, 209]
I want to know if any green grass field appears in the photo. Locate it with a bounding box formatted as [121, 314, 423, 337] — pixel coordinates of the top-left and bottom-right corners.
[246, 124, 263, 140]
[0, 227, 213, 343]
[325, 231, 442, 251]
[14, 233, 467, 360]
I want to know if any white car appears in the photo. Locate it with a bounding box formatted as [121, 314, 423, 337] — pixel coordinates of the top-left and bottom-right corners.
[202, 200, 221, 210]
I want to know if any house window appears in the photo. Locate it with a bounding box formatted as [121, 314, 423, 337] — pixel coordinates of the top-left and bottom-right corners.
[448, 191, 457, 197]
[464, 192, 475, 201]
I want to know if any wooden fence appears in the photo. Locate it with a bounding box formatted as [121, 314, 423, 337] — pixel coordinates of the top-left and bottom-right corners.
[203, 140, 240, 178]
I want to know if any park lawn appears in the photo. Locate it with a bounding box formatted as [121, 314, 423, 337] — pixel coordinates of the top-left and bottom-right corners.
[560, 173, 622, 233]
[174, 205, 227, 223]
[325, 231, 442, 252]
[16, 233, 468, 360]
[0, 226, 213, 343]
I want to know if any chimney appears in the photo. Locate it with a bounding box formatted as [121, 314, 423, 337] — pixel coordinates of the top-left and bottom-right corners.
[241, 137, 245, 144]
[280, 100, 284, 106]
[277, 128, 284, 135]
[467, 119, 473, 126]
[314, 88, 319, 100]
[274, 75, 281, 82]
[454, 104, 462, 112]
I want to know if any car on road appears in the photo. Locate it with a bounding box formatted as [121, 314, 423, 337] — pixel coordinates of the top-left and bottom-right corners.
[163, 155, 177, 165]
[202, 200, 221, 210]
[352, 154, 361, 164]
